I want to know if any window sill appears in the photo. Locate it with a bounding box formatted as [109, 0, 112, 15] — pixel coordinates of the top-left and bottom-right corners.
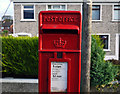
[92, 20, 102, 22]
[103, 49, 111, 52]
[111, 20, 120, 22]
[20, 19, 36, 22]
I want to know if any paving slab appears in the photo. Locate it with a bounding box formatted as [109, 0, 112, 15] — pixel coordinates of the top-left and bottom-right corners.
[0, 78, 38, 93]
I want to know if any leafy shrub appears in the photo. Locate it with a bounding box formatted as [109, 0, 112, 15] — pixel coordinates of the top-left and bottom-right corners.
[1, 30, 9, 36]
[90, 35, 118, 86]
[2, 36, 38, 77]
[1, 36, 118, 82]
[106, 60, 120, 81]
[107, 59, 120, 65]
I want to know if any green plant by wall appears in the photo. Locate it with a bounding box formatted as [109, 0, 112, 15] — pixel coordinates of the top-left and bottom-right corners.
[2, 36, 38, 77]
[106, 59, 120, 81]
[90, 35, 118, 86]
[1, 36, 118, 81]
[1, 30, 9, 36]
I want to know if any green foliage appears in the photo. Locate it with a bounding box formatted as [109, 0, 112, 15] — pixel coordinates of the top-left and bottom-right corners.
[1, 30, 9, 36]
[107, 59, 120, 65]
[2, 36, 38, 77]
[90, 35, 118, 86]
[3, 30, 8, 34]
[1, 35, 118, 82]
[107, 59, 120, 81]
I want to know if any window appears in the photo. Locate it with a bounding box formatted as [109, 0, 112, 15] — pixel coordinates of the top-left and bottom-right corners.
[1, 27, 4, 29]
[16, 33, 32, 37]
[48, 5, 66, 10]
[99, 35, 109, 50]
[92, 5, 100, 20]
[22, 5, 34, 19]
[113, 5, 120, 20]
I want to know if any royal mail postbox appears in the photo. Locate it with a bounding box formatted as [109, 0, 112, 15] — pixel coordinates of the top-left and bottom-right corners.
[39, 11, 82, 93]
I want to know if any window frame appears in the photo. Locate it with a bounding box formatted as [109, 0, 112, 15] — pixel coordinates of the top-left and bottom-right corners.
[21, 4, 36, 21]
[46, 4, 67, 11]
[92, 4, 102, 21]
[15, 33, 32, 37]
[112, 4, 120, 21]
[92, 33, 110, 51]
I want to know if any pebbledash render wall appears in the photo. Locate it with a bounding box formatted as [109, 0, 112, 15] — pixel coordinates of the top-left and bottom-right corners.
[92, 5, 119, 57]
[14, 4, 82, 36]
[14, 4, 46, 36]
[13, 0, 120, 60]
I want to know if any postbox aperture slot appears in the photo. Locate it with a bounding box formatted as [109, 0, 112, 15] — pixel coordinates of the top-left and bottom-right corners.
[42, 29, 78, 34]
[57, 52, 63, 58]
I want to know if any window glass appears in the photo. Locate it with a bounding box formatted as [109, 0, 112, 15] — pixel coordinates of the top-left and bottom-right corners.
[61, 5, 65, 9]
[114, 5, 120, 20]
[24, 5, 33, 8]
[23, 5, 34, 19]
[99, 35, 109, 49]
[92, 5, 100, 20]
[24, 10, 34, 19]
[48, 5, 51, 9]
[48, 5, 66, 10]
[53, 5, 60, 9]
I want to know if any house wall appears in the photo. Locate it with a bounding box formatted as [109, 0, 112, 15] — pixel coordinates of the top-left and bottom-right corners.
[14, 4, 46, 36]
[92, 5, 119, 59]
[14, 3, 82, 36]
[14, 2, 120, 60]
[93, 5, 116, 56]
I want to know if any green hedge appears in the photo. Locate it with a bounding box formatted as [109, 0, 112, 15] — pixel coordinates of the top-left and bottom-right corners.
[1, 36, 118, 86]
[90, 35, 118, 86]
[2, 36, 38, 77]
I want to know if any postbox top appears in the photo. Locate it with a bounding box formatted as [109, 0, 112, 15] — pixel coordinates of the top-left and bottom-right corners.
[39, 11, 82, 34]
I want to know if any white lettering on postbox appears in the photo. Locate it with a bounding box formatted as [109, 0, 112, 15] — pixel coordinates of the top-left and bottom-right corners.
[43, 16, 76, 22]
[51, 62, 68, 92]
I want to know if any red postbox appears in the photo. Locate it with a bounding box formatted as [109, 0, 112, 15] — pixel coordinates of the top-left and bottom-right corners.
[39, 11, 82, 93]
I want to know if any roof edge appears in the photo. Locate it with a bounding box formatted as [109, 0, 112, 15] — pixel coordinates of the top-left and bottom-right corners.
[12, 0, 120, 3]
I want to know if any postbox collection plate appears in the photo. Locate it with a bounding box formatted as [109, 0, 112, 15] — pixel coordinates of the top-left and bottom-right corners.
[51, 62, 68, 92]
[48, 58, 71, 92]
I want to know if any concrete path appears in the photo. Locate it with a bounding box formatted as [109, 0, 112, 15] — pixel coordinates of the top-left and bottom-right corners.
[0, 78, 38, 93]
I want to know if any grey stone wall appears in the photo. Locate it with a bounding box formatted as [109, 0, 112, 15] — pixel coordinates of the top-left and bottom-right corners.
[1, 79, 119, 93]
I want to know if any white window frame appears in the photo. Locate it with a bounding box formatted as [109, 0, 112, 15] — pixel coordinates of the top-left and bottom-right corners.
[21, 4, 36, 21]
[46, 4, 67, 11]
[112, 4, 120, 21]
[92, 33, 110, 51]
[92, 4, 102, 22]
[15, 33, 32, 37]
[37, 34, 39, 37]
